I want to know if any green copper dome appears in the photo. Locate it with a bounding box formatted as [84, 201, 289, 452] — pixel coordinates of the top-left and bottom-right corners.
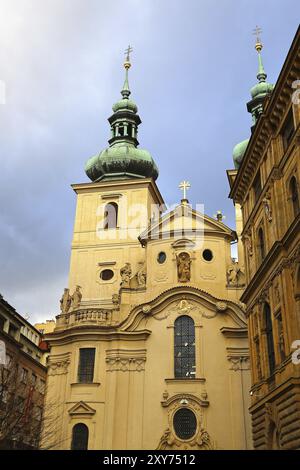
[85, 144, 158, 181]
[85, 53, 158, 182]
[250, 80, 274, 99]
[112, 98, 138, 114]
[233, 139, 249, 169]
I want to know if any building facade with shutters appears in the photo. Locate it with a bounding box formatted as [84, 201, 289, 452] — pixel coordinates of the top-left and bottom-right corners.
[228, 27, 300, 449]
[42, 53, 252, 450]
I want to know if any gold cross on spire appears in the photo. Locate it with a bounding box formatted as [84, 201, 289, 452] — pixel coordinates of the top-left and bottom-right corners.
[253, 25, 263, 52]
[179, 180, 191, 201]
[124, 45, 133, 66]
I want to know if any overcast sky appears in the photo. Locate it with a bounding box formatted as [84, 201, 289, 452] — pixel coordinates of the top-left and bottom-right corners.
[0, 0, 298, 323]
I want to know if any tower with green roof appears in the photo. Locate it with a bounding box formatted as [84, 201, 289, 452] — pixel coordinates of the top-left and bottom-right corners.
[85, 46, 158, 182]
[232, 28, 274, 169]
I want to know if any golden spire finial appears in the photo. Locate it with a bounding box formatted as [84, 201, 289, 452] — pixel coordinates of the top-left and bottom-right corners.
[124, 45, 133, 69]
[253, 25, 263, 52]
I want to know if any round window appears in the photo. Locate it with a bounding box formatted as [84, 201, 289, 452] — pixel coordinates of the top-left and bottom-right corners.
[100, 269, 114, 281]
[202, 249, 213, 262]
[173, 408, 197, 440]
[157, 252, 167, 264]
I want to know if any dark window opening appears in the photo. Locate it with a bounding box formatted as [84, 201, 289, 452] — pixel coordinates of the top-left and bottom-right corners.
[258, 227, 265, 262]
[157, 252, 167, 264]
[77, 348, 95, 383]
[264, 303, 276, 376]
[100, 269, 114, 281]
[290, 176, 300, 218]
[104, 202, 118, 230]
[282, 109, 295, 150]
[173, 408, 197, 440]
[174, 316, 196, 379]
[118, 125, 124, 136]
[202, 249, 213, 261]
[253, 171, 262, 203]
[71, 423, 89, 450]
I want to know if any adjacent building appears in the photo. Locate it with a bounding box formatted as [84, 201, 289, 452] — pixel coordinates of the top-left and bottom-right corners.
[0, 294, 48, 449]
[228, 27, 300, 449]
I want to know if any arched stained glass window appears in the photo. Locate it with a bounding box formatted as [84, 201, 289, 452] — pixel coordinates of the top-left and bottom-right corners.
[71, 423, 89, 450]
[174, 316, 195, 379]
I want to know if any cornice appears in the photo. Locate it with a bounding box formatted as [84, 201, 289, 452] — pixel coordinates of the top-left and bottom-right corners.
[45, 328, 151, 346]
[241, 218, 300, 306]
[71, 177, 165, 207]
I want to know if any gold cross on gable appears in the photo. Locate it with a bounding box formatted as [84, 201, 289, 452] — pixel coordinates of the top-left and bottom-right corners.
[125, 45, 133, 62]
[253, 25, 262, 43]
[179, 180, 191, 200]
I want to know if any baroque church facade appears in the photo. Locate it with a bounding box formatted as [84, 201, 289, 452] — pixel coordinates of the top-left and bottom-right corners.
[43, 51, 252, 450]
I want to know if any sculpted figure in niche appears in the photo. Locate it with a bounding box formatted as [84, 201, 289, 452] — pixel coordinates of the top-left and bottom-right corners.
[263, 192, 272, 222]
[243, 233, 253, 256]
[137, 263, 147, 287]
[70, 285, 82, 311]
[120, 263, 132, 288]
[177, 252, 191, 282]
[60, 288, 71, 314]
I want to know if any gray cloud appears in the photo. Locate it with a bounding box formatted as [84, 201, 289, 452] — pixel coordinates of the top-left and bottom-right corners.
[0, 0, 298, 322]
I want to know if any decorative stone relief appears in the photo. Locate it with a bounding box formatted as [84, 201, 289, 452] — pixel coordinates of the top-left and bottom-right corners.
[215, 302, 228, 313]
[48, 354, 71, 376]
[157, 427, 214, 450]
[164, 298, 198, 320]
[228, 356, 250, 371]
[142, 304, 152, 315]
[106, 350, 147, 372]
[106, 357, 146, 372]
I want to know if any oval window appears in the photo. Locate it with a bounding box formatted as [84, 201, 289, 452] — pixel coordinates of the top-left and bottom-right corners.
[157, 252, 167, 264]
[202, 249, 213, 262]
[173, 408, 197, 440]
[100, 269, 114, 281]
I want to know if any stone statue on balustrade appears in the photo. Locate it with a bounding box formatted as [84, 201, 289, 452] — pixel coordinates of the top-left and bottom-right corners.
[120, 263, 132, 288]
[70, 285, 82, 311]
[60, 288, 71, 314]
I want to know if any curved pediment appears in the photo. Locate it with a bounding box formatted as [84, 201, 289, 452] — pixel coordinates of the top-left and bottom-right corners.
[120, 285, 247, 332]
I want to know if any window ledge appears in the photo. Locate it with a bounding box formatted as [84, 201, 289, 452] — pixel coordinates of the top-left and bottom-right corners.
[71, 382, 101, 387]
[165, 378, 206, 384]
